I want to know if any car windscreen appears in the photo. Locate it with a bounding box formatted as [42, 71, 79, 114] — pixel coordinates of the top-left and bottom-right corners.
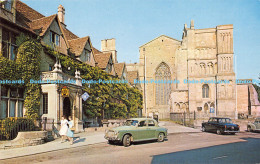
[125, 120, 139, 126]
[218, 118, 232, 123]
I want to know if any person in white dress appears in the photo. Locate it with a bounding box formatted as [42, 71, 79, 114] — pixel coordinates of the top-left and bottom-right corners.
[59, 116, 69, 143]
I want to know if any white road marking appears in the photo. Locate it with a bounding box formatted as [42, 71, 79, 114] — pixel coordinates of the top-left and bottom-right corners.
[213, 155, 228, 160]
[188, 134, 201, 136]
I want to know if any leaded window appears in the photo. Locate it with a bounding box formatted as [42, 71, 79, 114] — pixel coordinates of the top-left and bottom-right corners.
[50, 31, 60, 46]
[1, 28, 18, 60]
[155, 62, 171, 105]
[43, 93, 48, 114]
[0, 86, 24, 119]
[202, 84, 209, 98]
[85, 49, 91, 62]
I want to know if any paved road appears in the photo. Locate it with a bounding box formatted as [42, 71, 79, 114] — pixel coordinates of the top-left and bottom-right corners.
[1, 132, 260, 164]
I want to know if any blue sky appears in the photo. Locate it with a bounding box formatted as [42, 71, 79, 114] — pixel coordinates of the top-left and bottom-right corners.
[23, 0, 260, 80]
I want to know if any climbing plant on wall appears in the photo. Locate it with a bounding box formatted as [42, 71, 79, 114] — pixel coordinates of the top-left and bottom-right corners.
[0, 34, 42, 120]
[0, 32, 143, 121]
[16, 37, 42, 119]
[45, 46, 143, 120]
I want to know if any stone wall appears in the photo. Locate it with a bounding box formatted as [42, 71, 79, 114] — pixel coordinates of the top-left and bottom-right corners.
[237, 84, 249, 114]
[0, 131, 47, 149]
[237, 84, 260, 117]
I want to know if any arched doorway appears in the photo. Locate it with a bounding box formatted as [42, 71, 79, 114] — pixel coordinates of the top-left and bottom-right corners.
[210, 102, 215, 113]
[175, 103, 180, 112]
[63, 97, 71, 119]
[204, 103, 209, 114]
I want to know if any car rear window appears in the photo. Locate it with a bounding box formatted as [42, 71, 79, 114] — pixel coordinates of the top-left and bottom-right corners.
[148, 120, 155, 126]
[125, 120, 138, 126]
[218, 118, 232, 123]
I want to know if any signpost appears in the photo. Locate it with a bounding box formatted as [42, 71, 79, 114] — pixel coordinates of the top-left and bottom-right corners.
[82, 92, 89, 101]
[210, 107, 215, 113]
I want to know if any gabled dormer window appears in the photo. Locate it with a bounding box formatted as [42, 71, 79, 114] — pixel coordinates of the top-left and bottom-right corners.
[1, 0, 12, 11]
[50, 31, 60, 46]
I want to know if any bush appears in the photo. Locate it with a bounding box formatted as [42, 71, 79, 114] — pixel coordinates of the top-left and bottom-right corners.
[0, 117, 36, 140]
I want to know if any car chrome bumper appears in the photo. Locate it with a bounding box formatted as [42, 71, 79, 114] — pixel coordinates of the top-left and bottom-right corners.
[104, 136, 120, 141]
[224, 130, 239, 133]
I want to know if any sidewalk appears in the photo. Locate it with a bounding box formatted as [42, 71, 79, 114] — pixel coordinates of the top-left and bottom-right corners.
[159, 121, 201, 134]
[0, 131, 106, 160]
[0, 121, 200, 160]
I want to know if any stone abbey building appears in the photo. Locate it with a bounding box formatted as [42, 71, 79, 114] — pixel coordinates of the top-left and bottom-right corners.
[137, 21, 259, 119]
[0, 1, 259, 126]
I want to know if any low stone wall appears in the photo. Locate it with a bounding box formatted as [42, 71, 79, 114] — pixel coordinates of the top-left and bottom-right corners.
[102, 119, 126, 127]
[0, 131, 47, 149]
[84, 120, 126, 132]
[84, 127, 108, 132]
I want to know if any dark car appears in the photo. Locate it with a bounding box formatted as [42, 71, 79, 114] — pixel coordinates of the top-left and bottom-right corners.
[202, 117, 240, 135]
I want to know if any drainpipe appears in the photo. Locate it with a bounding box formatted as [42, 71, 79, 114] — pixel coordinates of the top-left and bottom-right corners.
[215, 75, 217, 117]
[144, 48, 147, 118]
[235, 55, 238, 119]
[57, 85, 61, 121]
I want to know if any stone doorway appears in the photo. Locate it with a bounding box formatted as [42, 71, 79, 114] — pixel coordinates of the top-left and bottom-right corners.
[63, 97, 71, 119]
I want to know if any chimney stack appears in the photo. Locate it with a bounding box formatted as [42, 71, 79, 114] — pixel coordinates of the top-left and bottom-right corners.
[101, 39, 118, 63]
[58, 5, 65, 25]
[190, 20, 194, 29]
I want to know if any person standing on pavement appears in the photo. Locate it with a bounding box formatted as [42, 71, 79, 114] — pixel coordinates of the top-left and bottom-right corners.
[59, 116, 69, 143]
[67, 116, 74, 145]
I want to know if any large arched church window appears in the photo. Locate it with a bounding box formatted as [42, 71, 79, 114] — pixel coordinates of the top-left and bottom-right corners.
[202, 84, 209, 98]
[155, 62, 171, 105]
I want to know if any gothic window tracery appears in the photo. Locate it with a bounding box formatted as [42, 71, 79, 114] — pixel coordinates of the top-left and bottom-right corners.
[155, 62, 171, 105]
[202, 84, 209, 98]
[200, 63, 206, 75]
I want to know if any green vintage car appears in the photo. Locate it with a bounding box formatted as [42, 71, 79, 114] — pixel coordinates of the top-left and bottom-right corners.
[104, 118, 168, 147]
[247, 117, 260, 132]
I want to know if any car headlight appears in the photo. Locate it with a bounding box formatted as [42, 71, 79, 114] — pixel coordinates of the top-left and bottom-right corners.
[105, 129, 109, 133]
[114, 131, 118, 136]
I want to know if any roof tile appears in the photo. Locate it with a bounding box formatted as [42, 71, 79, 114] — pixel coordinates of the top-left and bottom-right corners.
[127, 71, 139, 85]
[68, 36, 89, 56]
[94, 53, 112, 69]
[29, 14, 56, 36]
[63, 28, 79, 40]
[16, 1, 45, 21]
[92, 47, 101, 55]
[114, 63, 125, 78]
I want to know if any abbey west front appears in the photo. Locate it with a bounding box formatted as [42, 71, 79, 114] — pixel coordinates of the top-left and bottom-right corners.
[134, 21, 260, 119]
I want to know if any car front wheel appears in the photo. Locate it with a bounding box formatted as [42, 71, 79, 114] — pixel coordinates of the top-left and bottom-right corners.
[202, 126, 206, 132]
[217, 129, 223, 135]
[122, 134, 131, 147]
[158, 133, 165, 142]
